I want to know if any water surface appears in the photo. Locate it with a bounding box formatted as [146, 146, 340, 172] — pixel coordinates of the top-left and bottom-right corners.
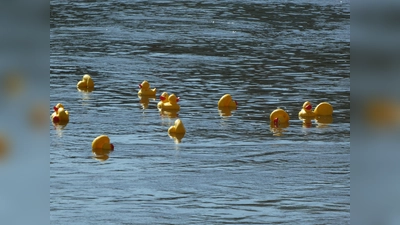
[50, 1, 350, 224]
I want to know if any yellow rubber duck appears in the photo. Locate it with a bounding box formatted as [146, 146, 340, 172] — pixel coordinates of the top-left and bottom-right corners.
[218, 94, 237, 109]
[299, 101, 333, 117]
[298, 101, 315, 117]
[92, 135, 114, 151]
[158, 93, 180, 111]
[314, 102, 333, 116]
[168, 119, 186, 134]
[51, 103, 69, 124]
[157, 92, 169, 108]
[168, 119, 186, 143]
[92, 135, 114, 161]
[270, 108, 290, 128]
[77, 74, 94, 90]
[138, 80, 157, 96]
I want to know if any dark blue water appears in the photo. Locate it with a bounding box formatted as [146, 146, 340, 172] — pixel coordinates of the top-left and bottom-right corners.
[50, 1, 350, 224]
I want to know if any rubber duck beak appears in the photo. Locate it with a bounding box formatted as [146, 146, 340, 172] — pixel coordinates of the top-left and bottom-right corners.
[52, 116, 59, 123]
[110, 143, 114, 150]
[235, 100, 238, 106]
[176, 97, 180, 102]
[138, 84, 143, 88]
[273, 117, 279, 127]
[160, 96, 166, 101]
[305, 104, 312, 110]
[53, 106, 58, 112]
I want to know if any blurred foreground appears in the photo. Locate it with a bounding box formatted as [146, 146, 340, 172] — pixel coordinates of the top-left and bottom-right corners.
[0, 0, 49, 224]
[352, 0, 400, 224]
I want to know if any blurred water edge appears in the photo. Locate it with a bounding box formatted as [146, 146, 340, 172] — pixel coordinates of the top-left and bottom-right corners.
[0, 0, 49, 225]
[352, 0, 400, 224]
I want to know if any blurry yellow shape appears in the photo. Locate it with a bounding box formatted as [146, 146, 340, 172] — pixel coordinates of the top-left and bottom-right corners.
[365, 99, 400, 128]
[29, 101, 49, 130]
[1, 71, 25, 98]
[0, 133, 10, 162]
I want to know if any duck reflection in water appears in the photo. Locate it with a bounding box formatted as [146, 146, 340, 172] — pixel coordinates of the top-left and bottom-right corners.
[92, 148, 113, 161]
[218, 108, 235, 117]
[299, 117, 313, 128]
[159, 109, 179, 118]
[315, 115, 333, 128]
[270, 124, 289, 136]
[138, 95, 155, 109]
[168, 132, 185, 144]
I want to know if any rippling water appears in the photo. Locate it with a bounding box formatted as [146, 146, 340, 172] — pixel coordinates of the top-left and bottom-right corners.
[50, 1, 350, 224]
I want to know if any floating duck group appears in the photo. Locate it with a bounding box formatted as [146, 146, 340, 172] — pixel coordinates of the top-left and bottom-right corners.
[51, 76, 335, 159]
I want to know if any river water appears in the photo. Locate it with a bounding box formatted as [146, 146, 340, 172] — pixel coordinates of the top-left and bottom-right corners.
[50, 1, 350, 224]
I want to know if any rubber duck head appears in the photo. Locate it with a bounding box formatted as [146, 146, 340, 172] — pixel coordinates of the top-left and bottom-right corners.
[303, 101, 313, 111]
[168, 94, 180, 104]
[0, 133, 10, 162]
[53, 103, 64, 113]
[270, 108, 290, 128]
[159, 92, 169, 102]
[139, 80, 150, 90]
[299, 101, 315, 117]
